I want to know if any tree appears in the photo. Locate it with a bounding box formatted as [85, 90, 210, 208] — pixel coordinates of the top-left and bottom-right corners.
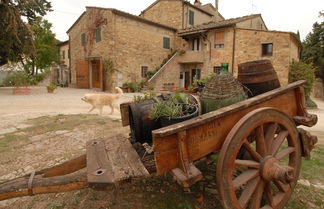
[302, 14, 324, 84]
[0, 0, 52, 65]
[24, 17, 58, 75]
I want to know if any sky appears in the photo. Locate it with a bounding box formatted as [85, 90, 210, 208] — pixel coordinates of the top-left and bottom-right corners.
[45, 0, 323, 42]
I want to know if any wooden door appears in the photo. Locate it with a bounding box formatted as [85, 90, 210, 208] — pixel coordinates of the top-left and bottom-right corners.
[185, 72, 190, 88]
[76, 60, 89, 89]
[91, 60, 101, 88]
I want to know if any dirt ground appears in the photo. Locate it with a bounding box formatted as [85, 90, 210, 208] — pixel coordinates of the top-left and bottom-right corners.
[304, 98, 324, 145]
[0, 86, 140, 135]
[0, 86, 323, 209]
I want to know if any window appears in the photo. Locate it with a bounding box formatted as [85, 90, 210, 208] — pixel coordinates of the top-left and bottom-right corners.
[95, 27, 101, 42]
[192, 38, 200, 51]
[189, 10, 195, 25]
[213, 66, 221, 74]
[214, 31, 225, 48]
[141, 66, 148, 78]
[81, 33, 86, 46]
[163, 37, 170, 49]
[62, 50, 65, 59]
[262, 43, 273, 56]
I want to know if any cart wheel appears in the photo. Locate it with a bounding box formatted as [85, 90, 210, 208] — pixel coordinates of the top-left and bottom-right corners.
[216, 108, 301, 209]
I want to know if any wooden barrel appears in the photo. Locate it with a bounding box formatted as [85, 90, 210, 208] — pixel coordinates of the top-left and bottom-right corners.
[238, 60, 281, 98]
[129, 99, 160, 144]
[129, 94, 200, 143]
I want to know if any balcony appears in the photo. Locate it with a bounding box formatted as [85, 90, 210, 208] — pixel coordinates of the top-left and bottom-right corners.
[178, 50, 205, 64]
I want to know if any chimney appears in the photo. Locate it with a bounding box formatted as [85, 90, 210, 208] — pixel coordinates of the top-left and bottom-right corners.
[194, 0, 202, 6]
[215, 0, 219, 10]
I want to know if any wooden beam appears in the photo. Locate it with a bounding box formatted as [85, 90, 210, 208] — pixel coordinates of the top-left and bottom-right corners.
[37, 154, 86, 178]
[0, 170, 87, 201]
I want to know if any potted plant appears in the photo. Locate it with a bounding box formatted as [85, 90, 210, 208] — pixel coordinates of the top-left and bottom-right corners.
[46, 84, 57, 93]
[121, 82, 131, 93]
[150, 93, 198, 127]
[129, 82, 141, 92]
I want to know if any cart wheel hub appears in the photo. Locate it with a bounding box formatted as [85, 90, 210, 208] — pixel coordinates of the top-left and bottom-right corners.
[260, 156, 294, 183]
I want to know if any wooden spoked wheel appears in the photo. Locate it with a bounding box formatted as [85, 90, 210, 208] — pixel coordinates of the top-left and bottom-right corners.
[216, 108, 301, 209]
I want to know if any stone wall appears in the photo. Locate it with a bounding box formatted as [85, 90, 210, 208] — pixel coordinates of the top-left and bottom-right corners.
[210, 27, 235, 72]
[236, 16, 267, 30]
[149, 53, 181, 90]
[234, 29, 300, 85]
[183, 4, 214, 29]
[59, 43, 70, 68]
[68, 8, 114, 86]
[113, 13, 176, 85]
[140, 1, 183, 29]
[141, 1, 214, 29]
[68, 7, 176, 88]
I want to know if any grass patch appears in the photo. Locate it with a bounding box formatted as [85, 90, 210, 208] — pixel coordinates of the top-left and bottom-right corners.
[299, 145, 324, 182]
[286, 184, 324, 209]
[25, 114, 114, 136]
[0, 133, 28, 153]
[286, 145, 324, 208]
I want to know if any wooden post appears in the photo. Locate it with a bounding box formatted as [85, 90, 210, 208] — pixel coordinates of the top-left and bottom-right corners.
[170, 131, 202, 190]
[177, 131, 190, 174]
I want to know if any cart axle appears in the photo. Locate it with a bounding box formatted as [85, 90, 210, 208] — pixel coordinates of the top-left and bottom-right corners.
[260, 156, 294, 183]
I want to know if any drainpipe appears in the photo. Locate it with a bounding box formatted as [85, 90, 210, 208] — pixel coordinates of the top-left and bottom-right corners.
[231, 25, 236, 74]
[200, 33, 211, 61]
[68, 36, 71, 84]
[182, 3, 184, 29]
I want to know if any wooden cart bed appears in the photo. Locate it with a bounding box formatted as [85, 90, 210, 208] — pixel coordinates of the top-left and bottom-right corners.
[152, 81, 315, 175]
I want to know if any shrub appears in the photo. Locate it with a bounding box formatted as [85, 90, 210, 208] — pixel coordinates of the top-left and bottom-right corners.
[3, 70, 49, 87]
[133, 92, 156, 103]
[150, 101, 183, 120]
[289, 60, 315, 98]
[3, 71, 30, 87]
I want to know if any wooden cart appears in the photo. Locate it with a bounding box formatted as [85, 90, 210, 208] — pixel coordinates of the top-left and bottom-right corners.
[0, 81, 318, 209]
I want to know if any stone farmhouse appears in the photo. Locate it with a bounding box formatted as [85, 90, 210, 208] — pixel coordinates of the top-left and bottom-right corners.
[66, 0, 301, 90]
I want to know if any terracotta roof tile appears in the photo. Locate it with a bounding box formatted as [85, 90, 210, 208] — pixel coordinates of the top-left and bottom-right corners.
[178, 14, 261, 35]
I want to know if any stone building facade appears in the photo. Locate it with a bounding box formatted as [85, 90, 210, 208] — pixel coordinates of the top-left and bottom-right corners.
[67, 0, 301, 90]
[58, 40, 70, 68]
[67, 7, 176, 89]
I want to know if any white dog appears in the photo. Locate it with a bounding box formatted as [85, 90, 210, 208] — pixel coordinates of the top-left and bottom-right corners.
[81, 87, 123, 115]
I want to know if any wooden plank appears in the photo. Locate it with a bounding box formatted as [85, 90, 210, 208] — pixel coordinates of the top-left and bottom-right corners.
[120, 102, 130, 126]
[86, 140, 114, 187]
[153, 82, 305, 174]
[105, 135, 149, 182]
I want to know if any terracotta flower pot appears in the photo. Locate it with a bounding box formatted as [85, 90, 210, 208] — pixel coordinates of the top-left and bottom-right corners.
[47, 88, 55, 93]
[12, 87, 31, 95]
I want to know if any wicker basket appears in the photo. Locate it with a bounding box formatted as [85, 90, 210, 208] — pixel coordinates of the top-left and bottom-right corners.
[200, 74, 247, 113]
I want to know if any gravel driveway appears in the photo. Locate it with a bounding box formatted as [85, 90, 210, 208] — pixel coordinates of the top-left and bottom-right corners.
[0, 86, 140, 135]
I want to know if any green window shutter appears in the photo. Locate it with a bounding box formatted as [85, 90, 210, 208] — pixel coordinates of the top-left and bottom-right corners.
[81, 33, 86, 46]
[96, 27, 101, 42]
[163, 37, 170, 49]
[189, 10, 194, 25]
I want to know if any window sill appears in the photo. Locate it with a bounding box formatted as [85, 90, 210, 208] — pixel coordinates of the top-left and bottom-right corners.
[262, 54, 273, 57]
